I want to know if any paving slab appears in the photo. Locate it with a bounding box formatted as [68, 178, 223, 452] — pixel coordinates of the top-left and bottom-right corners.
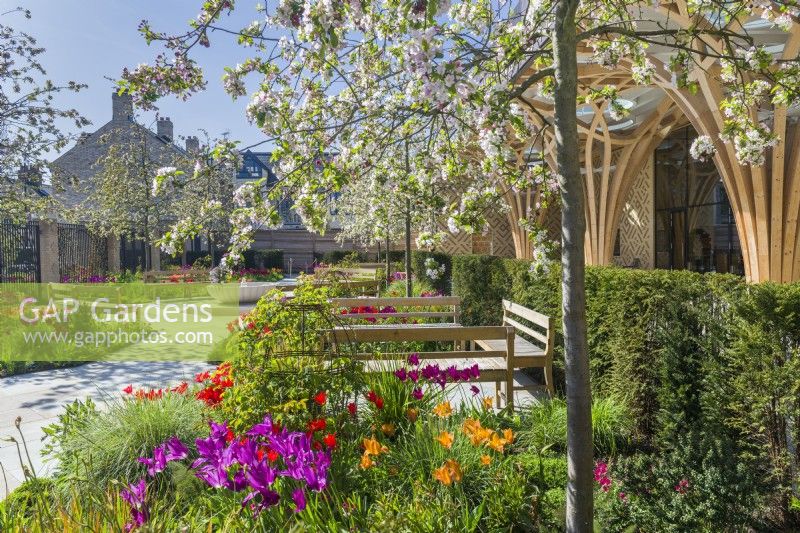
[0, 361, 214, 499]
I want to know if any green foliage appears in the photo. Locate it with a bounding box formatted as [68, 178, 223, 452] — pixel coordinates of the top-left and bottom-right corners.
[243, 248, 284, 269]
[367, 488, 486, 532]
[539, 487, 567, 530]
[598, 430, 767, 531]
[411, 250, 452, 294]
[378, 250, 406, 263]
[517, 397, 632, 456]
[320, 250, 369, 265]
[450, 254, 512, 326]
[452, 259, 800, 520]
[222, 283, 364, 433]
[42, 393, 207, 500]
[0, 478, 56, 521]
[383, 278, 436, 297]
[187, 251, 212, 268]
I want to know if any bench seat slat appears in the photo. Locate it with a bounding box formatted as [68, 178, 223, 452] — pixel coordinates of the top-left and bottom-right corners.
[332, 296, 460, 307]
[337, 312, 455, 319]
[330, 325, 510, 343]
[353, 350, 507, 361]
[363, 357, 509, 374]
[475, 338, 546, 357]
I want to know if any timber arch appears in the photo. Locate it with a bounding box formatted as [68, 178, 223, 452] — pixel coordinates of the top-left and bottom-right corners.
[510, 2, 800, 282]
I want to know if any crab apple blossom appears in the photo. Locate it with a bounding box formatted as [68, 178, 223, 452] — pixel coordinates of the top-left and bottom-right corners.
[121, 0, 800, 526]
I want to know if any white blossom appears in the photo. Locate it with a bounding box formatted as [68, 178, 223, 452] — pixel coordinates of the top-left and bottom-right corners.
[689, 135, 716, 162]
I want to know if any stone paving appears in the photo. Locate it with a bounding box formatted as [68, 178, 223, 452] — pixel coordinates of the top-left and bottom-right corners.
[0, 361, 213, 497]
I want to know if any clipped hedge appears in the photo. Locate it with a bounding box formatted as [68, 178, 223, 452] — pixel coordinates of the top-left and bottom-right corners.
[451, 255, 512, 326]
[243, 249, 284, 269]
[318, 250, 369, 264]
[451, 256, 800, 516]
[378, 250, 406, 263]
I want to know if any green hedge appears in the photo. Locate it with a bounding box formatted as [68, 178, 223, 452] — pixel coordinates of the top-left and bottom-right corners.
[378, 250, 406, 263]
[451, 255, 800, 509]
[316, 250, 369, 264]
[243, 249, 284, 269]
[451, 255, 511, 325]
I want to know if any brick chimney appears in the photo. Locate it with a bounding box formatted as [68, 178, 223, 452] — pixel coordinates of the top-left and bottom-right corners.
[157, 117, 174, 141]
[112, 92, 133, 122]
[185, 135, 200, 152]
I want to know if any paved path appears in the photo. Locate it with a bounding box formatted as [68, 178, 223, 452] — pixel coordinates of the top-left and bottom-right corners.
[0, 361, 541, 498]
[0, 361, 213, 497]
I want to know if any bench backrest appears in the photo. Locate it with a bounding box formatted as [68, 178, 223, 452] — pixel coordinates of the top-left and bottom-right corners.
[501, 299, 553, 356]
[331, 296, 460, 322]
[328, 324, 514, 362]
[314, 266, 380, 280]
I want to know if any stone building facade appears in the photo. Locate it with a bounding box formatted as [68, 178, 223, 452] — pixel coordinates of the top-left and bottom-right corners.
[49, 93, 198, 273]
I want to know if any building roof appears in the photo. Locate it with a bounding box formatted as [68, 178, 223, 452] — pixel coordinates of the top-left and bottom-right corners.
[236, 150, 279, 184]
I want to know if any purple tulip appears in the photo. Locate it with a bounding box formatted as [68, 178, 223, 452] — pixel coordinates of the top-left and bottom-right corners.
[138, 445, 166, 477]
[421, 364, 440, 381]
[245, 460, 277, 493]
[292, 488, 306, 512]
[393, 367, 408, 382]
[412, 387, 424, 400]
[446, 365, 459, 380]
[164, 437, 188, 462]
[248, 414, 275, 437]
[407, 353, 420, 366]
[120, 478, 149, 530]
[408, 369, 419, 383]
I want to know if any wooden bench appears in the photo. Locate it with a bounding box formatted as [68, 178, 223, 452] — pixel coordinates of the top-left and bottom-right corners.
[330, 296, 460, 324]
[313, 266, 380, 280]
[474, 299, 554, 396]
[328, 324, 532, 410]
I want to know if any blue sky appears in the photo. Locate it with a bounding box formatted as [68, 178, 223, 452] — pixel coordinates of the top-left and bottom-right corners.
[13, 0, 269, 157]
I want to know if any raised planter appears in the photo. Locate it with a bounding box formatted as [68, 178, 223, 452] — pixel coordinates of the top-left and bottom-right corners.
[206, 280, 298, 304]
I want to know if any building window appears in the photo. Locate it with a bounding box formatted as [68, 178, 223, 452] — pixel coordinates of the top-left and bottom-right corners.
[653, 126, 743, 275]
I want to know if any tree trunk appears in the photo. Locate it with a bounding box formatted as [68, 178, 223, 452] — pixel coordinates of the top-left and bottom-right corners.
[552, 0, 594, 530]
[385, 234, 391, 287]
[405, 201, 412, 297]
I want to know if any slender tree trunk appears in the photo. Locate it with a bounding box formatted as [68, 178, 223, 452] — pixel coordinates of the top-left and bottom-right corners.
[385, 234, 391, 287]
[553, 0, 593, 530]
[405, 201, 412, 297]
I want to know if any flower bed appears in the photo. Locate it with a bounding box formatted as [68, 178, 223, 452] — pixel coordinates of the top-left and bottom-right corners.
[1, 282, 780, 531]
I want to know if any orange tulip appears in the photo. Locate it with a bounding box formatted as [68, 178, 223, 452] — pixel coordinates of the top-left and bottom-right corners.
[436, 431, 454, 449]
[363, 436, 388, 456]
[433, 464, 453, 485]
[487, 432, 509, 453]
[359, 453, 374, 469]
[433, 459, 463, 485]
[433, 401, 453, 418]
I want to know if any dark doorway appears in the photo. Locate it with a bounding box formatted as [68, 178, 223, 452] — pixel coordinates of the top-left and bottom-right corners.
[654, 127, 743, 275]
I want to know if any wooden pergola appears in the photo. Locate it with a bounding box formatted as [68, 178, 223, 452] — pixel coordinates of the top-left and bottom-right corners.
[509, 1, 800, 282]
